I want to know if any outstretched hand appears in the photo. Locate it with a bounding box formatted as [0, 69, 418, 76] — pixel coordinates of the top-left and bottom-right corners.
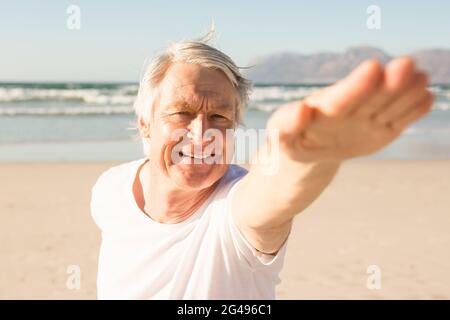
[267, 58, 434, 163]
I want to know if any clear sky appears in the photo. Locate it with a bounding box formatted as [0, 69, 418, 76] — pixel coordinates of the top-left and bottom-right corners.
[1, 0, 449, 82]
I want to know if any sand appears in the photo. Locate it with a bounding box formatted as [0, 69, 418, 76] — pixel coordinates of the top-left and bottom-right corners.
[1, 160, 449, 299]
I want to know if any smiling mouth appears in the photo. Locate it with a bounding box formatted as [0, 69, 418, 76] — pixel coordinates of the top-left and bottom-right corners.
[178, 151, 216, 160]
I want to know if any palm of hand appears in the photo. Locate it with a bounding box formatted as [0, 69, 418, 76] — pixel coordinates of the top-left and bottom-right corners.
[299, 107, 399, 160]
[268, 58, 434, 162]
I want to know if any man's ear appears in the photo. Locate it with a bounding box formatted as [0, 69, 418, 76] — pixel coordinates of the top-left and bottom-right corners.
[139, 118, 150, 138]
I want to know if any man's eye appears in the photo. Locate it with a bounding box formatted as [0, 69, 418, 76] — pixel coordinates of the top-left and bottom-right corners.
[211, 114, 227, 120]
[173, 111, 191, 117]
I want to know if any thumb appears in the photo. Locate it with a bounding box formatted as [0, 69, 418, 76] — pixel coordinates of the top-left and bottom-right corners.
[267, 100, 312, 144]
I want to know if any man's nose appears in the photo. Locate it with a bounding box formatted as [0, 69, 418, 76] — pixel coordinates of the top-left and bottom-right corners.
[187, 114, 211, 145]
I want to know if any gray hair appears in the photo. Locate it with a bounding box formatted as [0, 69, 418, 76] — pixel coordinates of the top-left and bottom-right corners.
[132, 32, 252, 156]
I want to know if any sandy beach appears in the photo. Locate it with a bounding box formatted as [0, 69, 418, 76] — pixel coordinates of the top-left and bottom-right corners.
[1, 160, 449, 299]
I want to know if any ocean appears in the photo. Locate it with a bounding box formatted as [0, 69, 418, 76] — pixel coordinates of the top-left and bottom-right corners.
[0, 82, 449, 161]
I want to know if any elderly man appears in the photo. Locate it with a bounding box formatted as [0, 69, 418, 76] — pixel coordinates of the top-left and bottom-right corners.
[90, 38, 432, 299]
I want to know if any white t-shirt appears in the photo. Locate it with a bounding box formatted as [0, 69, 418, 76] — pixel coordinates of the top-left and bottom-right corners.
[90, 158, 289, 299]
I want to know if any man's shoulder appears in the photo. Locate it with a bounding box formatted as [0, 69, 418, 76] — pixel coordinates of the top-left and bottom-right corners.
[90, 159, 144, 230]
[92, 158, 144, 193]
[215, 164, 248, 197]
[227, 164, 248, 181]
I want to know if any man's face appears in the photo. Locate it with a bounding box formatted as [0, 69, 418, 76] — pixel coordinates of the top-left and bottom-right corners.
[147, 62, 237, 190]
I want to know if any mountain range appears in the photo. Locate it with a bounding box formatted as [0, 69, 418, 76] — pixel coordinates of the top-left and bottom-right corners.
[244, 47, 450, 84]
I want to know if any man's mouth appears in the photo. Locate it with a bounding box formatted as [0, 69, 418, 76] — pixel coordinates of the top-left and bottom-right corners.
[178, 151, 216, 160]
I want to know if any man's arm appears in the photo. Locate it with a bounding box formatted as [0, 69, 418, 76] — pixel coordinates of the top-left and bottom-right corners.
[231, 58, 433, 255]
[232, 148, 340, 254]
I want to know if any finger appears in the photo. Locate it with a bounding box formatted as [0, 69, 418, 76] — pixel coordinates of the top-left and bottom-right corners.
[352, 57, 417, 118]
[267, 101, 312, 143]
[306, 60, 383, 117]
[372, 72, 429, 125]
[390, 91, 434, 132]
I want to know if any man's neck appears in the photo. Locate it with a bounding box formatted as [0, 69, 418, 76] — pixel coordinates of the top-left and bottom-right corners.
[136, 160, 218, 224]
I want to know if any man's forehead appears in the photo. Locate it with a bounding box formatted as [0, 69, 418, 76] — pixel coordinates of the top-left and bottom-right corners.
[160, 78, 235, 106]
[162, 78, 232, 97]
[160, 91, 233, 112]
[165, 81, 226, 98]
[161, 63, 234, 94]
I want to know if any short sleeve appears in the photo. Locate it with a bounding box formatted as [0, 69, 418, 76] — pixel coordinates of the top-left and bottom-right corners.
[224, 178, 290, 269]
[89, 168, 114, 231]
[90, 178, 103, 230]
